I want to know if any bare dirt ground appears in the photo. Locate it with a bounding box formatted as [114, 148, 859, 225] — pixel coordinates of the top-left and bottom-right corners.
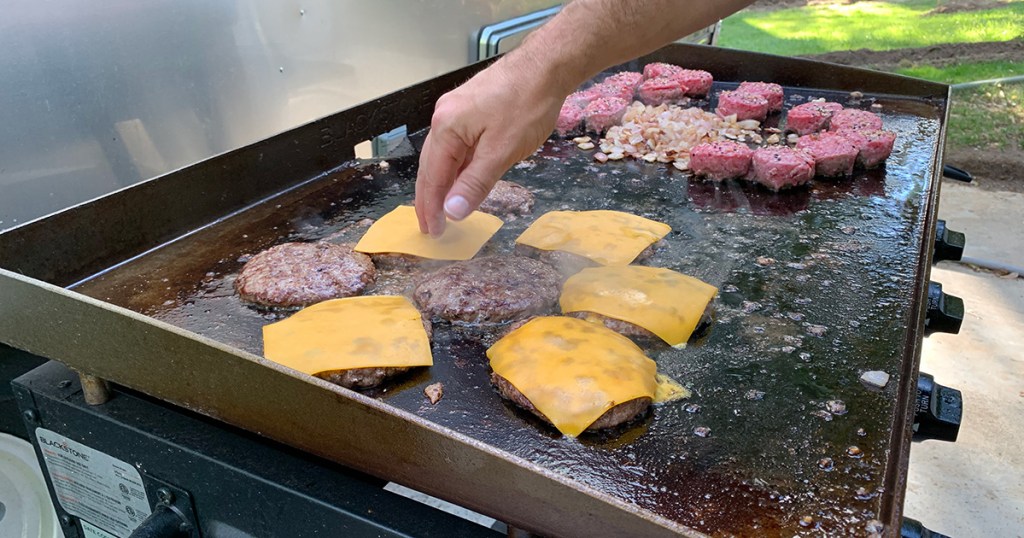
[749, 0, 1012, 11]
[806, 39, 1024, 70]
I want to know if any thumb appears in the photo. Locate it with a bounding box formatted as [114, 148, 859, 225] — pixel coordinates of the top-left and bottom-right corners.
[443, 143, 507, 221]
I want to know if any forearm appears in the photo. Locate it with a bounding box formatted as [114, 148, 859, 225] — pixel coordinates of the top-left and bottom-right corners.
[507, 0, 756, 97]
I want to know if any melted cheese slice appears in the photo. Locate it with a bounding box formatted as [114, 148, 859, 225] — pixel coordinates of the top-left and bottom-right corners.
[654, 373, 692, 404]
[354, 205, 503, 260]
[515, 210, 671, 266]
[487, 316, 657, 437]
[560, 266, 717, 346]
[262, 296, 432, 374]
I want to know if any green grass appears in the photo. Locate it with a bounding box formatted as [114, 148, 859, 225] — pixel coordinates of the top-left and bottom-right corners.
[896, 60, 1024, 84]
[945, 83, 1024, 150]
[719, 1, 1024, 56]
[894, 62, 1024, 150]
[720, 1, 1024, 154]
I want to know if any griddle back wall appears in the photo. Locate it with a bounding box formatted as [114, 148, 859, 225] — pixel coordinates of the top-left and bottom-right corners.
[0, 61, 489, 287]
[0, 44, 947, 287]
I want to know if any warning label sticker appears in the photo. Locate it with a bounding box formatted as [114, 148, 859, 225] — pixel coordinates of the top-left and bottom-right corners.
[81, 520, 119, 538]
[35, 429, 151, 538]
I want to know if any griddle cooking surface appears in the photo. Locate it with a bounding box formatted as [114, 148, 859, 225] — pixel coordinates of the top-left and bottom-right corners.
[74, 85, 942, 536]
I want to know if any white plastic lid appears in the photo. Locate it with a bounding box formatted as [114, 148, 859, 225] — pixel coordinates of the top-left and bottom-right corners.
[0, 432, 63, 538]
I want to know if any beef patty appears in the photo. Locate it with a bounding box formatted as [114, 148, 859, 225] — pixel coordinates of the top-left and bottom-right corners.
[413, 256, 561, 325]
[314, 314, 433, 390]
[235, 242, 375, 308]
[566, 307, 714, 344]
[479, 180, 535, 218]
[491, 373, 651, 431]
[514, 241, 663, 277]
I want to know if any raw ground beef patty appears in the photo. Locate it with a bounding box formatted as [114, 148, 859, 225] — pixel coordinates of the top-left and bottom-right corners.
[797, 132, 860, 177]
[583, 97, 630, 133]
[413, 256, 562, 325]
[736, 81, 785, 112]
[716, 90, 770, 121]
[785, 101, 844, 135]
[828, 108, 884, 132]
[689, 140, 754, 180]
[638, 76, 688, 105]
[556, 102, 586, 137]
[837, 129, 897, 168]
[491, 372, 652, 432]
[749, 146, 816, 191]
[235, 242, 375, 308]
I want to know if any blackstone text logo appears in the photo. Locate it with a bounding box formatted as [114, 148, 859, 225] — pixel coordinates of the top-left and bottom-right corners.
[39, 436, 91, 462]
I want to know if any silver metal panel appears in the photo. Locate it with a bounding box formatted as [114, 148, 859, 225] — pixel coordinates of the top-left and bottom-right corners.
[0, 0, 556, 230]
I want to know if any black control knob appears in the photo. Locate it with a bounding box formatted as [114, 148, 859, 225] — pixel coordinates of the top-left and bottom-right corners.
[933, 220, 965, 263]
[925, 282, 963, 336]
[913, 372, 962, 443]
[942, 164, 973, 183]
[902, 516, 951, 538]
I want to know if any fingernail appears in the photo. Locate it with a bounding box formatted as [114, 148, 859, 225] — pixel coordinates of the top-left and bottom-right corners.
[444, 195, 471, 221]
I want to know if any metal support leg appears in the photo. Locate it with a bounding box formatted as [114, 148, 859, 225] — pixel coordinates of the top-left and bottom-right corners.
[78, 372, 111, 405]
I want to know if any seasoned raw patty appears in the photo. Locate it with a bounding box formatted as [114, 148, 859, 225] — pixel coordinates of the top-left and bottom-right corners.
[828, 108, 883, 133]
[642, 62, 684, 80]
[749, 146, 816, 191]
[716, 90, 769, 121]
[837, 129, 897, 168]
[491, 373, 651, 432]
[736, 81, 784, 112]
[556, 101, 586, 137]
[478, 180, 535, 218]
[413, 256, 561, 325]
[689, 140, 754, 181]
[315, 315, 433, 390]
[583, 96, 630, 133]
[602, 71, 644, 91]
[638, 76, 688, 105]
[235, 242, 375, 308]
[674, 69, 714, 97]
[796, 132, 859, 177]
[785, 101, 844, 135]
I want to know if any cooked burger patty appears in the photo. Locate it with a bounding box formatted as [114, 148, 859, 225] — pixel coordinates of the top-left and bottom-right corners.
[478, 180, 535, 218]
[317, 367, 411, 390]
[491, 373, 651, 431]
[514, 242, 662, 276]
[566, 307, 714, 343]
[314, 315, 432, 390]
[414, 256, 561, 324]
[235, 242, 375, 308]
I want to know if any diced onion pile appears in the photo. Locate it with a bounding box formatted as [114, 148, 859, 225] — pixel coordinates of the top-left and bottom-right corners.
[595, 102, 762, 170]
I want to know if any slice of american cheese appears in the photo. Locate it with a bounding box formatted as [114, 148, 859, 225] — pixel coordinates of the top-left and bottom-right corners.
[560, 266, 717, 346]
[354, 205, 503, 260]
[487, 316, 657, 437]
[515, 210, 670, 266]
[263, 296, 432, 375]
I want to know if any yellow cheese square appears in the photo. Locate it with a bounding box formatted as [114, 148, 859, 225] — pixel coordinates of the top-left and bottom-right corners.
[355, 205, 503, 260]
[514, 210, 670, 266]
[262, 296, 432, 375]
[487, 316, 657, 437]
[560, 266, 717, 346]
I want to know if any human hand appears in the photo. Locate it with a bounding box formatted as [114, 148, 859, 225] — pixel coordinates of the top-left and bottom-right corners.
[414, 55, 564, 236]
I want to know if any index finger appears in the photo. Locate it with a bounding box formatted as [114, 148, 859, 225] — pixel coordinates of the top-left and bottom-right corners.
[415, 130, 468, 237]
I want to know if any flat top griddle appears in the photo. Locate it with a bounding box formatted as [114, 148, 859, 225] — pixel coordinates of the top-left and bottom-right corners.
[70, 79, 944, 536]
